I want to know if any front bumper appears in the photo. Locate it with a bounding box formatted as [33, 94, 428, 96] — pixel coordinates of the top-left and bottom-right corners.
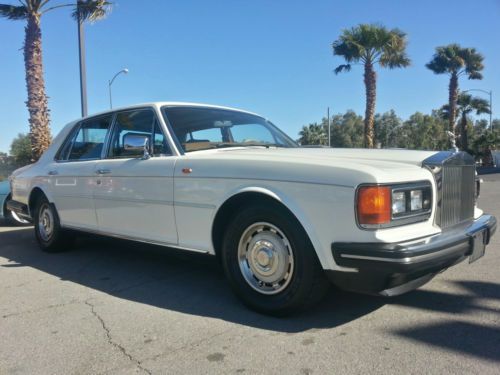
[328, 214, 497, 296]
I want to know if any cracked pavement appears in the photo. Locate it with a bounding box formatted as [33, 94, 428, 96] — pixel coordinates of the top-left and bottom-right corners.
[1, 174, 499, 374]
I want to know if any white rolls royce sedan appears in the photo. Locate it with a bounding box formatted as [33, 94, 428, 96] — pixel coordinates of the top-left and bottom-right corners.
[7, 102, 497, 315]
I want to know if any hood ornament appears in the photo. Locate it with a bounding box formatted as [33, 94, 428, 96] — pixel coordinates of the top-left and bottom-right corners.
[446, 131, 459, 152]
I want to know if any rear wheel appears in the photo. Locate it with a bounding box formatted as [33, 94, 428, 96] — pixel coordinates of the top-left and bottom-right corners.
[221, 202, 329, 316]
[34, 196, 74, 252]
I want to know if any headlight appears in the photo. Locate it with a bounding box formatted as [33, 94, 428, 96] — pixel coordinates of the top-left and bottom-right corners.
[357, 182, 432, 229]
[392, 191, 406, 214]
[410, 190, 423, 211]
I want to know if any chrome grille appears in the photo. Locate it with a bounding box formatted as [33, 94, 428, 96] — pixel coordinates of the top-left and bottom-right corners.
[423, 151, 476, 229]
[440, 165, 475, 228]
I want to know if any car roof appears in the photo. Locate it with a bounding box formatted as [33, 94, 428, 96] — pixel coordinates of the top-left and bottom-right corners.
[73, 102, 263, 123]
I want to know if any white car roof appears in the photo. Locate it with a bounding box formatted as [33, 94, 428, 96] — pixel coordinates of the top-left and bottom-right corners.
[74, 102, 263, 123]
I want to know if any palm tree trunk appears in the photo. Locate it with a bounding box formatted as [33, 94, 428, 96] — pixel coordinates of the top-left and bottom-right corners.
[363, 62, 376, 148]
[460, 113, 469, 151]
[24, 13, 51, 161]
[448, 72, 458, 133]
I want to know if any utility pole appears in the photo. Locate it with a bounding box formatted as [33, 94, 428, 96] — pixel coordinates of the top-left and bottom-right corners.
[490, 90, 493, 133]
[327, 107, 331, 147]
[77, 0, 88, 117]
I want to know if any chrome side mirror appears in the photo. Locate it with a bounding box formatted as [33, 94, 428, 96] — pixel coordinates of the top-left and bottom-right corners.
[123, 133, 151, 160]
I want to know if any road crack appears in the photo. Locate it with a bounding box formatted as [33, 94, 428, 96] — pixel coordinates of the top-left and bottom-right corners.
[84, 300, 152, 375]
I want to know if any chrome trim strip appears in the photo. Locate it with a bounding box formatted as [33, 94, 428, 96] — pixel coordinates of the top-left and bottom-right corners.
[174, 201, 216, 209]
[93, 196, 174, 206]
[61, 224, 210, 254]
[176, 175, 354, 188]
[340, 242, 468, 264]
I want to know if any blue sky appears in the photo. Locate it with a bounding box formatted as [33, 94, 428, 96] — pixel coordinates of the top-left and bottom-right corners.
[1, 0, 499, 153]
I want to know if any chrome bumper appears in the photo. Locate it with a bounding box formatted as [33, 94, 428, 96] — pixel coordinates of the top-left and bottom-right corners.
[327, 214, 497, 295]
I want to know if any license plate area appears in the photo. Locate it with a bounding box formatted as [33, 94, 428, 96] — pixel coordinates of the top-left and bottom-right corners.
[469, 229, 487, 263]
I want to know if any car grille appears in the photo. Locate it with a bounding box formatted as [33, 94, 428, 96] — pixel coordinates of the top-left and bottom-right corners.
[423, 151, 476, 229]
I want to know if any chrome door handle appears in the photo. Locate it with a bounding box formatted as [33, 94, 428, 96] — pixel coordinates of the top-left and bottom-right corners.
[48, 170, 58, 176]
[96, 169, 111, 175]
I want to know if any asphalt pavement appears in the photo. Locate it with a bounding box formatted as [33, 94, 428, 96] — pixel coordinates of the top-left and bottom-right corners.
[1, 176, 499, 374]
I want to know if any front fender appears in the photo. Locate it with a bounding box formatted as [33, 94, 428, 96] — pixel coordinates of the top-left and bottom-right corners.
[212, 184, 329, 269]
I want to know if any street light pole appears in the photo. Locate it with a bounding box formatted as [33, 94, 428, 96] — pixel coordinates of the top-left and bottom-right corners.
[77, 1, 87, 117]
[463, 88, 493, 132]
[108, 69, 129, 109]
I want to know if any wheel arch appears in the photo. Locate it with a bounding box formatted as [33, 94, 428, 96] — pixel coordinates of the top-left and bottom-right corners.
[211, 187, 326, 268]
[28, 186, 53, 217]
[1, 193, 10, 218]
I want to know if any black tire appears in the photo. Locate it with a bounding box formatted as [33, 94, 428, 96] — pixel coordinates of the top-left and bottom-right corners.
[33, 196, 74, 252]
[3, 194, 30, 226]
[221, 201, 329, 316]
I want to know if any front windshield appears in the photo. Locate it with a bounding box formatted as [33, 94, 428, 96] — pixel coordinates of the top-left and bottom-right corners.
[162, 106, 298, 153]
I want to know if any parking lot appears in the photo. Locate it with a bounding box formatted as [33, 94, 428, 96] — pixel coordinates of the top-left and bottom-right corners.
[1, 175, 499, 375]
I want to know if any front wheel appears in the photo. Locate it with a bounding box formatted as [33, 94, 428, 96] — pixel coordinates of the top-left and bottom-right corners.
[221, 202, 329, 316]
[34, 196, 74, 252]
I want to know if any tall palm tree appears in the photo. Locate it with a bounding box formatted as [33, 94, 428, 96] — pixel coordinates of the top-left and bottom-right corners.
[440, 93, 490, 151]
[332, 24, 410, 148]
[426, 44, 484, 136]
[0, 0, 111, 161]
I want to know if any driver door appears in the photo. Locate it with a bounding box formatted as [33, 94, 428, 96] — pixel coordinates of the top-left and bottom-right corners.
[93, 108, 178, 244]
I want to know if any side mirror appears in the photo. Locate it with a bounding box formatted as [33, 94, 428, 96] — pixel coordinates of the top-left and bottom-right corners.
[123, 133, 151, 159]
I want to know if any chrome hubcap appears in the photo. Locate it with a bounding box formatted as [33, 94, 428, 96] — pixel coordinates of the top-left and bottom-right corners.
[238, 222, 294, 295]
[38, 204, 54, 242]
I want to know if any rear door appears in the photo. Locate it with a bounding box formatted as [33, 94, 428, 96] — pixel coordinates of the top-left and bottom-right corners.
[47, 114, 113, 230]
[93, 108, 178, 244]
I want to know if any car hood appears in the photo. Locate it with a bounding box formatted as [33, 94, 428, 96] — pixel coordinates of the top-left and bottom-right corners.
[180, 147, 439, 186]
[216, 147, 436, 167]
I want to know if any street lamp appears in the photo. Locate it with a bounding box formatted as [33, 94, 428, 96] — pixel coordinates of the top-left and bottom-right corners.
[108, 68, 129, 109]
[77, 0, 87, 117]
[463, 88, 493, 132]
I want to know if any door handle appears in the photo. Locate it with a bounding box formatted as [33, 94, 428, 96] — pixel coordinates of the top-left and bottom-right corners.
[48, 170, 58, 176]
[96, 169, 111, 175]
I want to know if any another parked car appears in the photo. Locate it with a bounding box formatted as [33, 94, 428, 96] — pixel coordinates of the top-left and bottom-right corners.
[7, 102, 497, 315]
[0, 180, 30, 225]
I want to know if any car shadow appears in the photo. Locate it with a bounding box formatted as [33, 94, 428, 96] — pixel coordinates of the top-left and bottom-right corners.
[386, 281, 500, 362]
[2, 227, 499, 354]
[0, 227, 385, 333]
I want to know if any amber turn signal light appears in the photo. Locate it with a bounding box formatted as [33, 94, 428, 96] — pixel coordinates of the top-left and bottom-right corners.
[357, 186, 391, 225]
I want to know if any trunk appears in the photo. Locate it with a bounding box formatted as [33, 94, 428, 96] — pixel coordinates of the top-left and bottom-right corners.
[460, 113, 469, 151]
[448, 72, 458, 133]
[24, 13, 51, 162]
[363, 62, 376, 148]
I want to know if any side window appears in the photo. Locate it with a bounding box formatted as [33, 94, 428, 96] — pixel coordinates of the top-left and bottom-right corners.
[108, 109, 171, 158]
[59, 115, 112, 161]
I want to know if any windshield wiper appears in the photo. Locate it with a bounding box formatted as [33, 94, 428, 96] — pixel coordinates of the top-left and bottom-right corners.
[215, 142, 286, 149]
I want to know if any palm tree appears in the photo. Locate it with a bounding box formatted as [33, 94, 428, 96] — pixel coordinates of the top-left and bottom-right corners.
[0, 0, 111, 161]
[426, 44, 484, 136]
[440, 93, 490, 151]
[332, 24, 410, 148]
[298, 123, 328, 146]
